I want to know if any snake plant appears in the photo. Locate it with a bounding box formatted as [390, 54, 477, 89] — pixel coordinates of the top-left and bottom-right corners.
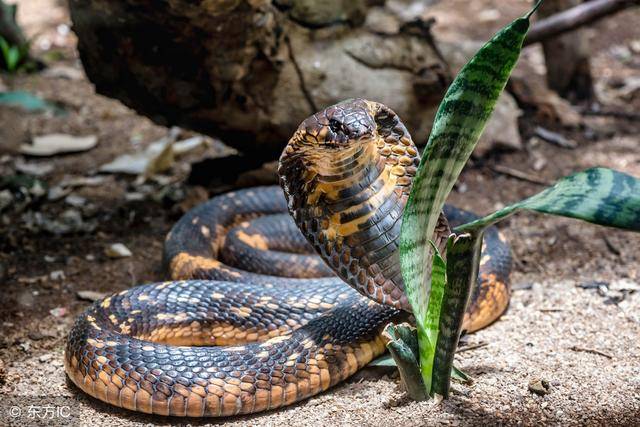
[390, 0, 640, 399]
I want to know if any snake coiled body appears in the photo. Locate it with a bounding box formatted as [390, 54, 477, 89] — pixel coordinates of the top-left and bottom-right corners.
[65, 99, 512, 417]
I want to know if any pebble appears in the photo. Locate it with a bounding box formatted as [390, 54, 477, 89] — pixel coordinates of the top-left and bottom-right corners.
[76, 290, 107, 302]
[64, 194, 87, 207]
[528, 378, 550, 396]
[49, 307, 67, 318]
[105, 243, 132, 258]
[38, 353, 53, 363]
[49, 270, 65, 281]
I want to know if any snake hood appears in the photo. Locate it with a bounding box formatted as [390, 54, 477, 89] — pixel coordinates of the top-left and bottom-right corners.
[279, 98, 450, 312]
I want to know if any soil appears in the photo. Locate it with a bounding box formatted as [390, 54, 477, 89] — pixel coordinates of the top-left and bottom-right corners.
[1, 1, 639, 426]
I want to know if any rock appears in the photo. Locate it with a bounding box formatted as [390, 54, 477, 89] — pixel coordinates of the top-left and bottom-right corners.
[105, 243, 132, 258]
[0, 190, 12, 212]
[76, 290, 107, 302]
[27, 331, 45, 341]
[24, 208, 94, 235]
[64, 194, 87, 207]
[42, 64, 84, 80]
[474, 92, 523, 157]
[49, 307, 67, 318]
[49, 270, 65, 281]
[47, 186, 71, 201]
[68, 0, 448, 160]
[509, 70, 582, 128]
[528, 378, 550, 396]
[38, 353, 53, 363]
[14, 158, 54, 176]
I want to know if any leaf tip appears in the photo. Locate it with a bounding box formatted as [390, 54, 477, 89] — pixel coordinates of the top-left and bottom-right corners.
[526, 0, 544, 20]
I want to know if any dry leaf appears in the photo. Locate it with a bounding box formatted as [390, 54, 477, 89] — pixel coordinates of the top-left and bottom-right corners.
[20, 134, 98, 156]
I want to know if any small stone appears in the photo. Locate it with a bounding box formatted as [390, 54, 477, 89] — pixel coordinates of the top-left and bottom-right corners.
[0, 190, 13, 212]
[528, 378, 550, 396]
[38, 353, 53, 362]
[64, 194, 87, 207]
[18, 341, 31, 352]
[49, 307, 67, 318]
[47, 186, 71, 201]
[49, 270, 65, 281]
[27, 331, 45, 341]
[85, 254, 95, 261]
[76, 290, 107, 302]
[105, 243, 132, 258]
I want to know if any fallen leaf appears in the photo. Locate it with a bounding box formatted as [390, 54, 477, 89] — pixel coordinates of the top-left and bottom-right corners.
[20, 134, 98, 156]
[100, 130, 207, 177]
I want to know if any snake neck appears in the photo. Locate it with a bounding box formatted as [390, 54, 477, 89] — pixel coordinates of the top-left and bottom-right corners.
[278, 99, 448, 311]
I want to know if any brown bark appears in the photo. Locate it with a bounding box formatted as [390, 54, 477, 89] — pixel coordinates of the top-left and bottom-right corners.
[537, 0, 594, 102]
[525, 0, 640, 46]
[68, 0, 449, 160]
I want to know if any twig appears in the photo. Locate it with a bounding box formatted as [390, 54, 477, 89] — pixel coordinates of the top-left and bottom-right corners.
[569, 345, 613, 359]
[525, 0, 640, 46]
[534, 126, 577, 149]
[581, 108, 640, 121]
[603, 235, 621, 256]
[457, 341, 489, 353]
[490, 164, 552, 186]
[539, 308, 564, 312]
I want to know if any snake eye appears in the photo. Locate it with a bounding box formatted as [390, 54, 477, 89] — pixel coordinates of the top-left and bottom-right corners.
[328, 118, 342, 134]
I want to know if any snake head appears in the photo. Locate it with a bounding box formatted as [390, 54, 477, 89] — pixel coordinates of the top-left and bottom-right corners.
[295, 98, 378, 149]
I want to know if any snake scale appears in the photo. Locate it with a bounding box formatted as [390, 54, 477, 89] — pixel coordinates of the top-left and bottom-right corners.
[65, 99, 512, 417]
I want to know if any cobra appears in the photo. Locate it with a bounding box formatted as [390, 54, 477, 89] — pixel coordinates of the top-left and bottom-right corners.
[65, 99, 512, 417]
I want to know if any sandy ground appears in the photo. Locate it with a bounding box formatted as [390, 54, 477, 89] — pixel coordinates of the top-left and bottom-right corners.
[1, 0, 640, 426]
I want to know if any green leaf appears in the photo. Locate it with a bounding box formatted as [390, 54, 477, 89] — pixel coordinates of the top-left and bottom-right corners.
[367, 354, 397, 367]
[432, 232, 483, 397]
[455, 168, 640, 234]
[451, 365, 473, 384]
[6, 45, 20, 71]
[0, 36, 10, 64]
[382, 323, 428, 401]
[399, 3, 537, 392]
[368, 354, 475, 385]
[419, 241, 447, 393]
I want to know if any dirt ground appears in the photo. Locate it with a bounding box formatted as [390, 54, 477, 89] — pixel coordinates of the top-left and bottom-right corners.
[1, 0, 640, 426]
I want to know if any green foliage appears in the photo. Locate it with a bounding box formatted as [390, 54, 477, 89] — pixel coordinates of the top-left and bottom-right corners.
[456, 167, 640, 234]
[398, 3, 536, 392]
[390, 0, 640, 401]
[419, 241, 446, 393]
[0, 36, 29, 72]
